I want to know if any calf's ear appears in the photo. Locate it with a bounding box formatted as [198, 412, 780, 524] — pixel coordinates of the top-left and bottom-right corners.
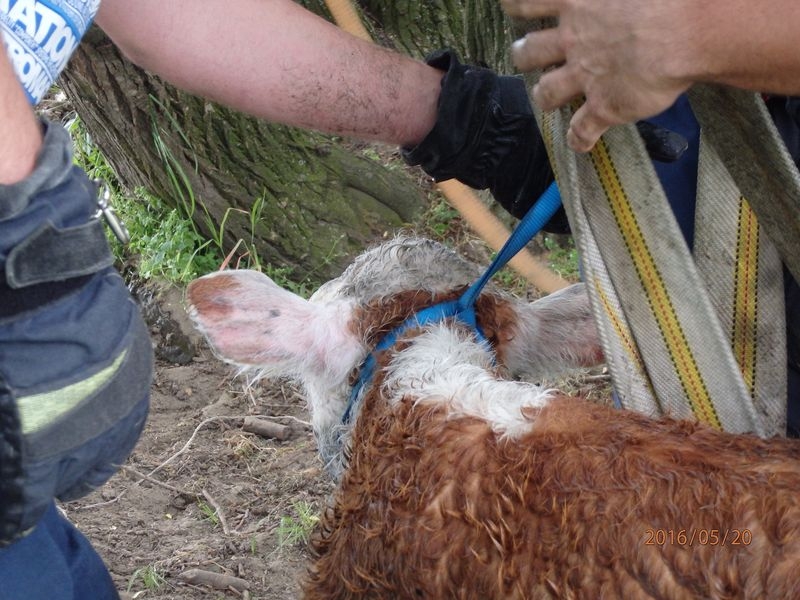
[506, 283, 604, 378]
[186, 270, 361, 378]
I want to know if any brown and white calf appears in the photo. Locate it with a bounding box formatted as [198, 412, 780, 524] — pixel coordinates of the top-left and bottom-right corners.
[187, 237, 800, 599]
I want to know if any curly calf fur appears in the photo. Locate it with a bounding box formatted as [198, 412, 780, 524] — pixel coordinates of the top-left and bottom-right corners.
[306, 394, 800, 599]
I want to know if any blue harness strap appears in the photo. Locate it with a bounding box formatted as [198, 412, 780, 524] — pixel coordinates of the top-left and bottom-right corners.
[342, 182, 562, 425]
[458, 182, 563, 308]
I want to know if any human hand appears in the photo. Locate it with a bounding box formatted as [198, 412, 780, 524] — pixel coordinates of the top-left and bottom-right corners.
[402, 49, 554, 220]
[501, 0, 694, 152]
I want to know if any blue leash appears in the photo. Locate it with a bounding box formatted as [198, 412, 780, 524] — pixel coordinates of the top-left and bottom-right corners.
[341, 182, 562, 425]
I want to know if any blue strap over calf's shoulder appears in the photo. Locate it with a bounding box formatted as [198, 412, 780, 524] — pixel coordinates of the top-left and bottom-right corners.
[342, 182, 563, 425]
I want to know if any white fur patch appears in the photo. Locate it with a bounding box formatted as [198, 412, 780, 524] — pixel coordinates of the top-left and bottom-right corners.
[382, 324, 553, 438]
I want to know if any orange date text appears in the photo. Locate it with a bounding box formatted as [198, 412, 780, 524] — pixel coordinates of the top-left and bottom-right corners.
[644, 528, 752, 546]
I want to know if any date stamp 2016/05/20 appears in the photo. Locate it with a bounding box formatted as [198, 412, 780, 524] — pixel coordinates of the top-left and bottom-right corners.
[644, 529, 752, 547]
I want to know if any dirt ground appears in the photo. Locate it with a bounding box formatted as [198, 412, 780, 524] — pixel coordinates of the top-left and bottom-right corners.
[66, 283, 334, 599]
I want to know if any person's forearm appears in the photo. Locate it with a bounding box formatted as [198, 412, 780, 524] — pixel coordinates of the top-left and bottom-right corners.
[0, 45, 42, 185]
[683, 0, 800, 94]
[96, 0, 441, 147]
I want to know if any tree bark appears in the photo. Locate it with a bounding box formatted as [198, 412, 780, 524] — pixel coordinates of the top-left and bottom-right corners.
[59, 1, 513, 280]
[59, 27, 424, 281]
[358, 0, 513, 71]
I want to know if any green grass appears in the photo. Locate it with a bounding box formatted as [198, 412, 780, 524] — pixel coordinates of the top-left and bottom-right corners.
[422, 197, 462, 240]
[67, 116, 222, 283]
[197, 500, 221, 527]
[544, 235, 580, 281]
[127, 565, 166, 593]
[66, 115, 325, 294]
[117, 187, 221, 282]
[277, 501, 320, 549]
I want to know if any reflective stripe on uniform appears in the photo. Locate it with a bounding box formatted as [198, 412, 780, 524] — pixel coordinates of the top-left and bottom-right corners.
[17, 349, 127, 435]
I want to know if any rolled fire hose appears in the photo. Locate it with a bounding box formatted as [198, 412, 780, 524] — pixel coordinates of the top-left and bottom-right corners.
[509, 16, 799, 436]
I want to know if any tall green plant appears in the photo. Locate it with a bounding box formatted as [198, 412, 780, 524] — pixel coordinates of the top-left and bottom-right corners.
[68, 116, 221, 283]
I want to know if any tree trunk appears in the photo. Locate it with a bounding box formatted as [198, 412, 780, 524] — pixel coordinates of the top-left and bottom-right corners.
[59, 1, 512, 280]
[358, 0, 513, 71]
[59, 27, 424, 282]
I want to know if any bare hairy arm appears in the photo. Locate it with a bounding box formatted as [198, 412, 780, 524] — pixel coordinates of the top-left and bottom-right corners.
[0, 44, 42, 184]
[96, 0, 441, 147]
[691, 0, 800, 93]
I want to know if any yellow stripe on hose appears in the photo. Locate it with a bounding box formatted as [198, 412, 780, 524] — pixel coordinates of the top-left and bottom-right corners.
[732, 198, 760, 396]
[589, 140, 722, 429]
[592, 277, 652, 385]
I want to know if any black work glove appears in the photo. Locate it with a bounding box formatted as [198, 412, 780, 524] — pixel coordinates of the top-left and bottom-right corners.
[402, 49, 552, 221]
[403, 49, 688, 230]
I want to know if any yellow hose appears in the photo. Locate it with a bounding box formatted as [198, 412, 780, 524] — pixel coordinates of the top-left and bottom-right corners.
[323, 0, 372, 41]
[323, 0, 568, 293]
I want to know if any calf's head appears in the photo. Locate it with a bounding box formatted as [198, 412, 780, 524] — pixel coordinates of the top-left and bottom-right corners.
[187, 237, 601, 476]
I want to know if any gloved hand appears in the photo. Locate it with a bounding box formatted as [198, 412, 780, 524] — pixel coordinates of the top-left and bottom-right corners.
[403, 49, 688, 224]
[402, 49, 553, 221]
